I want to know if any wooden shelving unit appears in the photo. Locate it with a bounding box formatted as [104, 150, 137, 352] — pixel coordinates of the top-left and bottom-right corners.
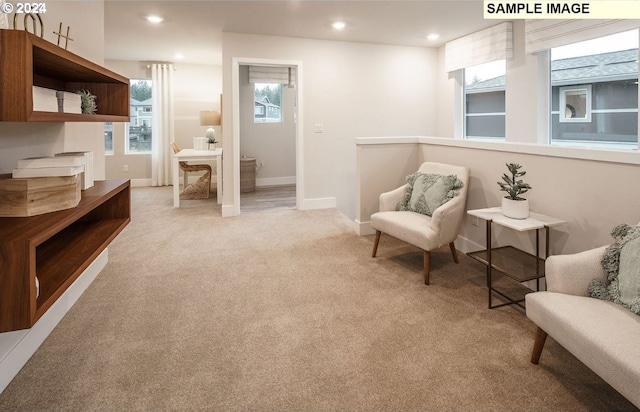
[0, 29, 130, 122]
[0, 180, 131, 333]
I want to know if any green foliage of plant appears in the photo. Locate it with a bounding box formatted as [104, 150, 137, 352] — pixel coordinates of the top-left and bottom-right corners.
[77, 89, 97, 115]
[497, 162, 532, 201]
[207, 136, 218, 144]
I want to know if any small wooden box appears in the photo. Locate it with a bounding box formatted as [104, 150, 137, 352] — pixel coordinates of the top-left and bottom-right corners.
[0, 174, 81, 217]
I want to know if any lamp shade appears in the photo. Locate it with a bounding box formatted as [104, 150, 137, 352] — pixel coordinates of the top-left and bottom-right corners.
[199, 110, 221, 127]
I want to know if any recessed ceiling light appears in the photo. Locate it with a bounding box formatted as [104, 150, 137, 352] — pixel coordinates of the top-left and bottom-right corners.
[146, 15, 164, 24]
[427, 33, 440, 41]
[175, 53, 184, 60]
[332, 21, 346, 30]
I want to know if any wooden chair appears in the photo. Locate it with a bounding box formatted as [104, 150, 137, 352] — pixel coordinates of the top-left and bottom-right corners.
[170, 142, 212, 200]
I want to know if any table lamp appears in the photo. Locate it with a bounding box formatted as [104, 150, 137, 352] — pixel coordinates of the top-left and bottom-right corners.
[199, 110, 221, 142]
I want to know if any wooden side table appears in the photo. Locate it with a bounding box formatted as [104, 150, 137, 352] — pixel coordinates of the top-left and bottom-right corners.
[467, 207, 566, 309]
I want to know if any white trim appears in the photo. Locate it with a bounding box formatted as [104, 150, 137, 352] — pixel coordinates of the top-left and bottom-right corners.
[0, 249, 108, 395]
[465, 136, 506, 141]
[559, 84, 592, 123]
[231, 57, 304, 217]
[465, 112, 505, 117]
[222, 204, 235, 217]
[256, 176, 295, 187]
[301, 197, 336, 210]
[537, 50, 551, 145]
[454, 235, 484, 255]
[130, 178, 153, 187]
[354, 135, 640, 165]
[591, 109, 638, 114]
[453, 70, 463, 139]
[355, 219, 375, 236]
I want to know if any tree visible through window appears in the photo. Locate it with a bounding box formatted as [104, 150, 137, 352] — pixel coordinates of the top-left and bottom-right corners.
[254, 83, 282, 123]
[128, 79, 153, 153]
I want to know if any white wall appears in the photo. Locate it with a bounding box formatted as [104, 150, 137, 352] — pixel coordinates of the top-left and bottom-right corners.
[355, 137, 640, 257]
[103, 60, 222, 182]
[239, 65, 296, 186]
[0, 1, 106, 178]
[222, 32, 437, 218]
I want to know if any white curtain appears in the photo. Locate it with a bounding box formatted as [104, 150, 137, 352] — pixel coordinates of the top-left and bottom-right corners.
[525, 19, 640, 54]
[445, 22, 513, 73]
[151, 63, 174, 187]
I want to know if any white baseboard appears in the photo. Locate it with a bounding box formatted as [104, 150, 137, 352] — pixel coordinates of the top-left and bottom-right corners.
[355, 219, 375, 236]
[0, 249, 109, 395]
[131, 178, 218, 189]
[453, 235, 483, 254]
[222, 204, 236, 217]
[256, 176, 295, 187]
[301, 197, 336, 210]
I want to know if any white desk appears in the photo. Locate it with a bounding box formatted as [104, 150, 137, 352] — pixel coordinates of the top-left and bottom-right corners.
[172, 148, 222, 207]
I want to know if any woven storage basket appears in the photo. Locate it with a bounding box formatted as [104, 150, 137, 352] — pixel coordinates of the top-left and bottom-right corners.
[240, 157, 256, 193]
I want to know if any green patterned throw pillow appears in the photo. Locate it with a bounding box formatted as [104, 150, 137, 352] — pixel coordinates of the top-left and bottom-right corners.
[396, 173, 464, 216]
[589, 223, 640, 315]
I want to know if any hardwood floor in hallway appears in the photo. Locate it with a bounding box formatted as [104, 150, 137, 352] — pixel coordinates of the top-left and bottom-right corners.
[240, 184, 296, 213]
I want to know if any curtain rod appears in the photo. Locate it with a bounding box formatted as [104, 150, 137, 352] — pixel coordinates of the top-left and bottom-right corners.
[146, 64, 177, 70]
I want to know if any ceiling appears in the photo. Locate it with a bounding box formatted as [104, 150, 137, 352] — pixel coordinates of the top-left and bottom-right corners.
[104, 0, 500, 66]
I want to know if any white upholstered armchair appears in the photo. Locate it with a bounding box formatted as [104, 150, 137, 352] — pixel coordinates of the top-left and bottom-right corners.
[371, 162, 470, 285]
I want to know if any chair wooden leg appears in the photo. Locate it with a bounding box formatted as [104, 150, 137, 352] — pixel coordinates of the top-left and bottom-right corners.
[449, 242, 459, 263]
[423, 250, 430, 285]
[531, 326, 548, 364]
[372, 230, 381, 258]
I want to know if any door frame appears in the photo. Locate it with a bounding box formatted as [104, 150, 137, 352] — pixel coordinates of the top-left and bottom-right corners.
[229, 57, 303, 216]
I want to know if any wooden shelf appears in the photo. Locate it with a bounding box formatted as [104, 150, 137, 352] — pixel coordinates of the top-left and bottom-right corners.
[0, 180, 130, 333]
[0, 29, 130, 122]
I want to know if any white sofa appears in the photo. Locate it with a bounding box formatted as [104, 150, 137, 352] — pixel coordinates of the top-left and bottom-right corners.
[526, 245, 640, 408]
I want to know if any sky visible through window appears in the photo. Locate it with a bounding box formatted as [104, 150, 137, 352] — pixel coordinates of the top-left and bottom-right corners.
[551, 29, 638, 61]
[465, 60, 505, 86]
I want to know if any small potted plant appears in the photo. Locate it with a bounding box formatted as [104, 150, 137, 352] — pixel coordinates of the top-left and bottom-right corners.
[76, 89, 97, 115]
[497, 162, 532, 219]
[207, 136, 218, 150]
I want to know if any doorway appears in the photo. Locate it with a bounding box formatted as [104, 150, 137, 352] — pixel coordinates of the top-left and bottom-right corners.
[230, 58, 303, 216]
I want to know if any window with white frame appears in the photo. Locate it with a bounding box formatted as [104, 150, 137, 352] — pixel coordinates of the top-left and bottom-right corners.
[104, 122, 113, 154]
[464, 60, 506, 140]
[254, 83, 282, 123]
[127, 79, 153, 154]
[550, 29, 638, 149]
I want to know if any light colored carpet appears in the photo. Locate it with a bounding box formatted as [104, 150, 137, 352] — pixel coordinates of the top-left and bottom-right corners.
[0, 186, 636, 411]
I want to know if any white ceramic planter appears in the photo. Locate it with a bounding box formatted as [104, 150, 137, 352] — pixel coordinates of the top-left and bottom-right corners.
[501, 197, 529, 219]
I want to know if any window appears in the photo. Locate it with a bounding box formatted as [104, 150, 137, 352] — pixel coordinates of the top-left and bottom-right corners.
[464, 60, 506, 140]
[559, 85, 591, 122]
[254, 83, 281, 123]
[550, 29, 638, 149]
[104, 122, 113, 154]
[127, 79, 153, 153]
